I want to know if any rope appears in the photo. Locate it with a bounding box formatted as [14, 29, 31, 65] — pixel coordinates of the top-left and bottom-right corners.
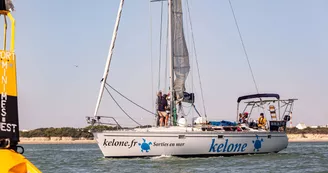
[157, 1, 164, 91]
[228, 0, 260, 94]
[185, 0, 207, 118]
[106, 83, 157, 116]
[104, 86, 142, 126]
[192, 104, 202, 117]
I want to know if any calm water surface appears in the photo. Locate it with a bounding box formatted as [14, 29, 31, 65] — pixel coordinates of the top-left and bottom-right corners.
[22, 142, 328, 173]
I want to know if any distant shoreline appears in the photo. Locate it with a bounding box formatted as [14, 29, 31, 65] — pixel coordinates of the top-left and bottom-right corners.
[288, 139, 328, 142]
[19, 137, 96, 144]
[18, 134, 328, 144]
[20, 140, 96, 144]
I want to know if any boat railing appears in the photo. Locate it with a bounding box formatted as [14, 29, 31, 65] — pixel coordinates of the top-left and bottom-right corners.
[237, 96, 297, 128]
[86, 116, 122, 130]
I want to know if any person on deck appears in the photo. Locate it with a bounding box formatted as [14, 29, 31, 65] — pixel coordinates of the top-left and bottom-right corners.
[242, 112, 248, 123]
[165, 92, 171, 115]
[163, 94, 169, 126]
[258, 113, 267, 129]
[238, 113, 243, 123]
[164, 93, 171, 126]
[157, 92, 168, 127]
[156, 91, 162, 126]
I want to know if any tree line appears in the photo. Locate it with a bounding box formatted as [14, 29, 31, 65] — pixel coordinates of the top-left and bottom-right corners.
[20, 125, 117, 138]
[19, 126, 328, 138]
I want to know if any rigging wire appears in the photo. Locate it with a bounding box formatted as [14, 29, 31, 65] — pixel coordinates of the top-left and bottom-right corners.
[106, 83, 157, 116]
[149, 0, 155, 112]
[185, 0, 207, 118]
[184, 0, 194, 118]
[157, 1, 164, 91]
[228, 0, 260, 94]
[104, 86, 142, 126]
[185, 106, 193, 116]
[184, 0, 193, 94]
[164, 7, 169, 93]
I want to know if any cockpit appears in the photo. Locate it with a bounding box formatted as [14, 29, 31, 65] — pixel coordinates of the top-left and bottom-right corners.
[236, 93, 297, 132]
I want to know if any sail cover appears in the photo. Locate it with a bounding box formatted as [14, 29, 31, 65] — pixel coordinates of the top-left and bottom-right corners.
[171, 0, 190, 100]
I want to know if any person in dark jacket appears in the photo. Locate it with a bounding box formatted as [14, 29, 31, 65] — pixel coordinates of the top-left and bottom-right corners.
[157, 92, 168, 127]
[155, 91, 162, 126]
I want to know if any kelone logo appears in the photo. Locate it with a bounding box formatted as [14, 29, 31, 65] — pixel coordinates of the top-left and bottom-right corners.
[103, 138, 184, 152]
[103, 139, 138, 149]
[209, 139, 247, 153]
[138, 138, 152, 152]
[252, 135, 264, 152]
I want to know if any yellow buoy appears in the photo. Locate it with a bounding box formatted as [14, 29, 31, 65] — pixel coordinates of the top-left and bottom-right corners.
[0, 149, 41, 173]
[0, 1, 42, 172]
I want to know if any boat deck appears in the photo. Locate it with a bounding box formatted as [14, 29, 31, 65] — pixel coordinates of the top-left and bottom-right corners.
[97, 125, 283, 134]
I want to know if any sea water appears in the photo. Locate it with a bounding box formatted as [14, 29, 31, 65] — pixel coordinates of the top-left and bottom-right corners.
[22, 142, 328, 173]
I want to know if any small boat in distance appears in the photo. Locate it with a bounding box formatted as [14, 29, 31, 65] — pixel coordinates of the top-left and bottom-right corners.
[86, 0, 297, 158]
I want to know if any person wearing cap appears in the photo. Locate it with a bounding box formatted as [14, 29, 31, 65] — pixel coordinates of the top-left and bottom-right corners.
[258, 113, 267, 129]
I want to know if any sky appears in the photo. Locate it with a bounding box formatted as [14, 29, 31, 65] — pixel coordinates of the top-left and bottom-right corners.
[6, 0, 327, 130]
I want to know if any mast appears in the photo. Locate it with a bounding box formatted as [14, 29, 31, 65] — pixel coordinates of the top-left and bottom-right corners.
[93, 0, 125, 117]
[168, 0, 176, 125]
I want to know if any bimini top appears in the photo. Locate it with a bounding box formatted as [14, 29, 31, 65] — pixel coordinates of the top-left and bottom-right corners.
[237, 93, 280, 103]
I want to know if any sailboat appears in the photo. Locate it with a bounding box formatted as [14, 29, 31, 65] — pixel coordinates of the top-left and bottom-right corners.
[86, 0, 297, 158]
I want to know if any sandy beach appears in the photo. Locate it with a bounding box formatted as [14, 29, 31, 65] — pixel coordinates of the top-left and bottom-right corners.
[18, 134, 328, 144]
[287, 134, 328, 142]
[19, 137, 96, 144]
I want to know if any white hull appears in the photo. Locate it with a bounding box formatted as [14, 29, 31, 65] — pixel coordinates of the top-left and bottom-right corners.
[93, 127, 288, 158]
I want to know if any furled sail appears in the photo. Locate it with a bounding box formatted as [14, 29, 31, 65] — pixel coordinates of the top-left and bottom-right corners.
[171, 0, 190, 101]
